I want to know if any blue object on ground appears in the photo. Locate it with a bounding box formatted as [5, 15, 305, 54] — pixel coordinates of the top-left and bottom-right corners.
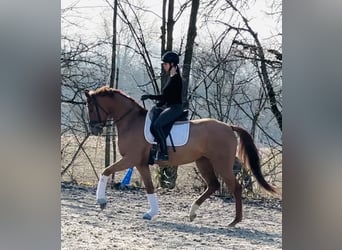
[121, 167, 134, 187]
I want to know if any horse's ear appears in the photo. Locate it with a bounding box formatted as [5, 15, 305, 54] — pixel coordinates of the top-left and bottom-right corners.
[85, 90, 90, 98]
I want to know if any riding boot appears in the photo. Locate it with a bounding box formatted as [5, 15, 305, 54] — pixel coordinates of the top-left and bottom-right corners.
[155, 128, 168, 161]
[157, 138, 168, 161]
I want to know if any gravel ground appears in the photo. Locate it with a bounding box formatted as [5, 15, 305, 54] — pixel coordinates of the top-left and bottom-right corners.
[61, 183, 282, 249]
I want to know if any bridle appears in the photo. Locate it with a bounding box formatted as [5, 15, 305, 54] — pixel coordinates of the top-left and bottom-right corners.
[89, 94, 135, 130]
[89, 95, 110, 129]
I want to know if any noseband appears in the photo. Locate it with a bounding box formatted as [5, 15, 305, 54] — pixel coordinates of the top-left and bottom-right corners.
[89, 95, 110, 128]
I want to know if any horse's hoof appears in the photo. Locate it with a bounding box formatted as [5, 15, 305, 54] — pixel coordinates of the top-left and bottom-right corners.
[189, 214, 197, 222]
[97, 198, 107, 210]
[99, 203, 107, 210]
[228, 218, 241, 227]
[143, 213, 153, 220]
[143, 212, 159, 220]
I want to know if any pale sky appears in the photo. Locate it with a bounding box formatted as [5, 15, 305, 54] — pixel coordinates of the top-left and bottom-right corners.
[61, 0, 281, 44]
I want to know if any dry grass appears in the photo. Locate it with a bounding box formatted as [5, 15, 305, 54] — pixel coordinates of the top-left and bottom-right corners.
[61, 135, 282, 199]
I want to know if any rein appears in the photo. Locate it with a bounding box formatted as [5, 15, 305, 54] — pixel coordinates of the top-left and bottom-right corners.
[91, 95, 109, 126]
[111, 105, 135, 125]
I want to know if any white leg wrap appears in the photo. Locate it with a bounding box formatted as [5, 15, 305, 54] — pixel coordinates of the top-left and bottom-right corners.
[143, 193, 159, 220]
[147, 193, 159, 214]
[96, 175, 109, 202]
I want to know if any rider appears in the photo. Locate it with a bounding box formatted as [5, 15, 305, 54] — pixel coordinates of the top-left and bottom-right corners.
[141, 51, 184, 161]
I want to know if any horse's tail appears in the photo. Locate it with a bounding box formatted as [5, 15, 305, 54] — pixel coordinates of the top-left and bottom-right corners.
[231, 125, 276, 194]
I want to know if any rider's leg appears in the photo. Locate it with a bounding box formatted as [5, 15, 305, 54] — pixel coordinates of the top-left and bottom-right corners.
[151, 105, 183, 161]
[154, 127, 168, 161]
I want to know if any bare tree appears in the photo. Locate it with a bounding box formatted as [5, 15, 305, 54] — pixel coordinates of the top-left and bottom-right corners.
[104, 0, 118, 181]
[158, 0, 200, 189]
[227, 0, 282, 131]
[61, 4, 111, 180]
[182, 0, 200, 107]
[187, 0, 282, 195]
[117, 0, 160, 94]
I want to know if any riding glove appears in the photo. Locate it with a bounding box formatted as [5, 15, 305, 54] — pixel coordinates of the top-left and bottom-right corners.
[141, 94, 151, 101]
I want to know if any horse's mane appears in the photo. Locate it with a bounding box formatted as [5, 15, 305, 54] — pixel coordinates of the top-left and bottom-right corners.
[93, 86, 147, 115]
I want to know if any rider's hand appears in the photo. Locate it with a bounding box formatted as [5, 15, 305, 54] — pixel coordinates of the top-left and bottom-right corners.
[141, 94, 150, 101]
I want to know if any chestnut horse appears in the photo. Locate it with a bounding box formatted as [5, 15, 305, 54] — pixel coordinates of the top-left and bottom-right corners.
[85, 86, 276, 227]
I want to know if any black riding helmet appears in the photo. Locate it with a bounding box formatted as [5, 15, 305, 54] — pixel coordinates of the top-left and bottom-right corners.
[161, 51, 179, 64]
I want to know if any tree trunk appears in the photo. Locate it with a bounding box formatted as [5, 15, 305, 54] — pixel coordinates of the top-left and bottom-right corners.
[182, 0, 200, 108]
[166, 0, 174, 51]
[105, 0, 118, 168]
[160, 0, 168, 87]
[110, 67, 119, 189]
[227, 0, 282, 131]
[161, 0, 167, 56]
[159, 0, 200, 189]
[159, 0, 178, 189]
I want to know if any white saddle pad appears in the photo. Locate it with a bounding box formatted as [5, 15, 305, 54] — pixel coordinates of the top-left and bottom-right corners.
[144, 110, 190, 147]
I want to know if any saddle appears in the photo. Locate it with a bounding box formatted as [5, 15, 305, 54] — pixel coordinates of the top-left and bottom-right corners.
[144, 109, 190, 147]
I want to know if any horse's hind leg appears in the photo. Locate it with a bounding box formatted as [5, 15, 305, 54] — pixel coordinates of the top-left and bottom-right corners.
[214, 160, 243, 227]
[190, 157, 220, 221]
[227, 178, 243, 227]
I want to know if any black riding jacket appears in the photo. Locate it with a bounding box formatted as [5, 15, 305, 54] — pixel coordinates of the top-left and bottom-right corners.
[148, 73, 183, 107]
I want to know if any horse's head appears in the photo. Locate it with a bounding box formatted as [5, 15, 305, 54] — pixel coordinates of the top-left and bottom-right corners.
[85, 89, 110, 135]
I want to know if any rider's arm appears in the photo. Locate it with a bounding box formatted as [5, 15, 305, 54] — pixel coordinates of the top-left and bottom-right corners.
[148, 94, 163, 100]
[141, 94, 163, 101]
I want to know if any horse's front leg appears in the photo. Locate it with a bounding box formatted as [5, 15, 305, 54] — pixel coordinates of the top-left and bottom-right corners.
[96, 157, 132, 209]
[136, 165, 159, 220]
